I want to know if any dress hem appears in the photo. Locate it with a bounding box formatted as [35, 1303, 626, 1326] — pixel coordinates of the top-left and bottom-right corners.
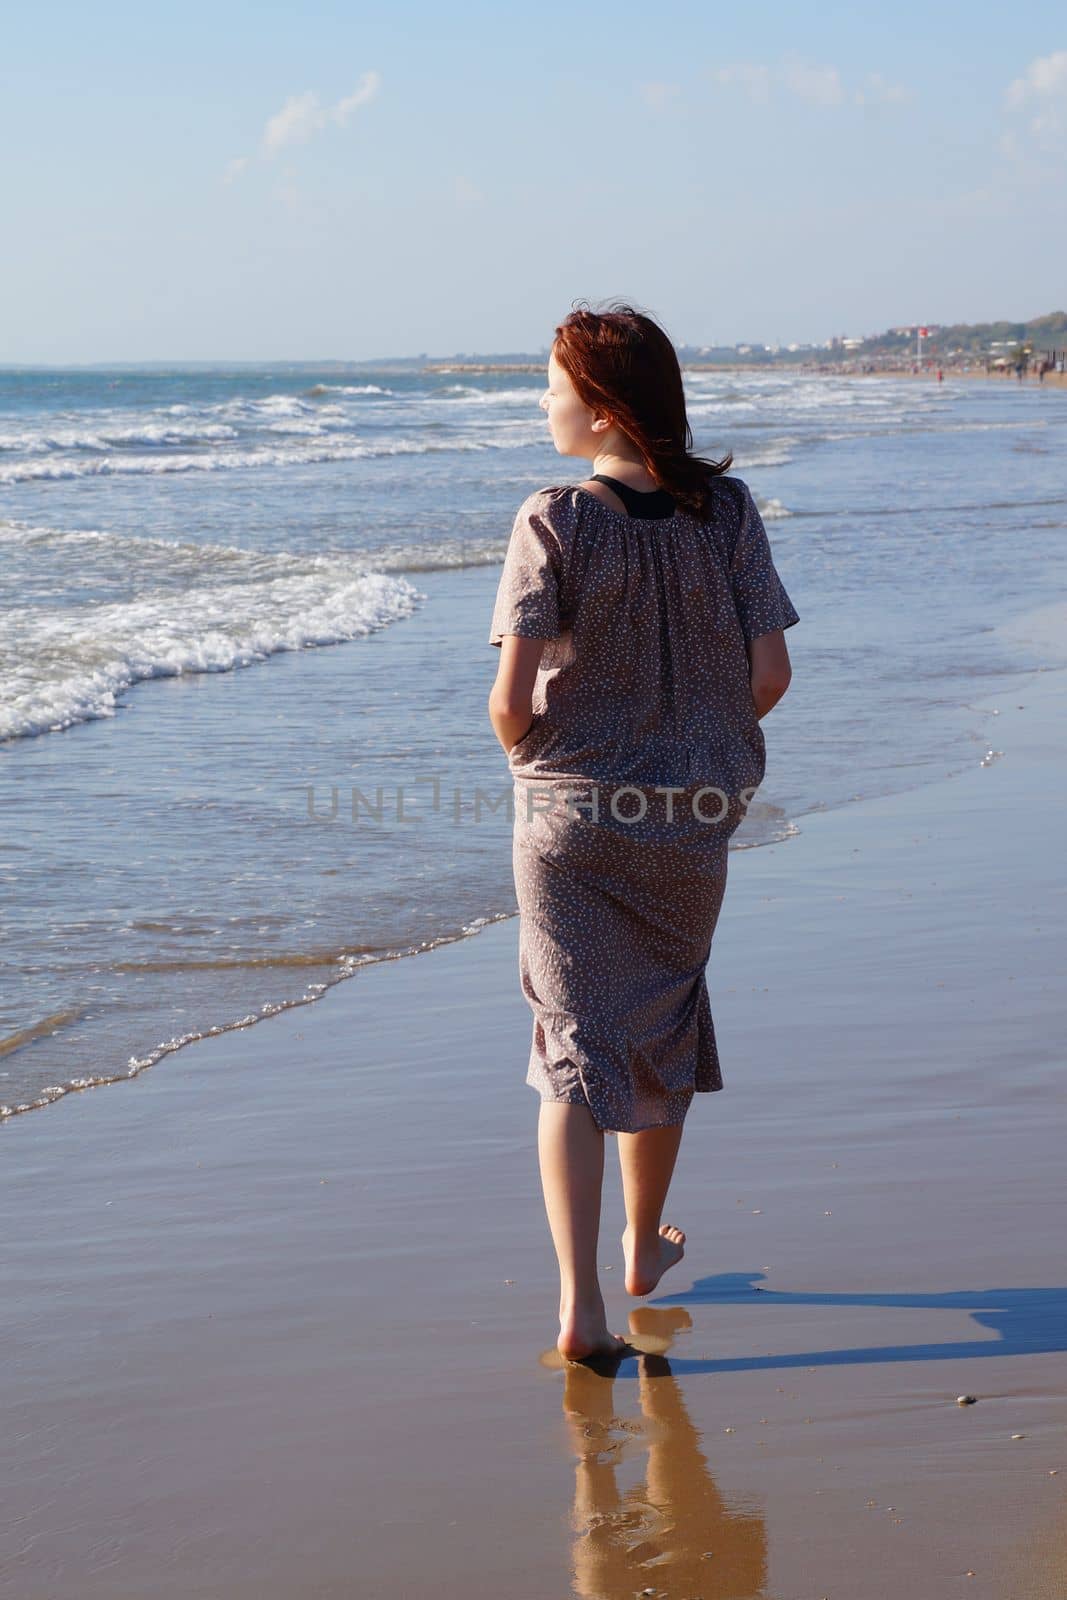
[525, 1075, 722, 1135]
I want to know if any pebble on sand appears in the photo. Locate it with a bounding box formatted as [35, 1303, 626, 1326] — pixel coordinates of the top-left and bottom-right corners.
[956, 1394, 978, 1405]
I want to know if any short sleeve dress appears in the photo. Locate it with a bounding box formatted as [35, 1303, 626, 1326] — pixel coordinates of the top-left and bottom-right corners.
[488, 476, 800, 1133]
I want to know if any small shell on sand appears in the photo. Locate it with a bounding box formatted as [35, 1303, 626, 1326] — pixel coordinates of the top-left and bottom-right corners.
[956, 1394, 978, 1405]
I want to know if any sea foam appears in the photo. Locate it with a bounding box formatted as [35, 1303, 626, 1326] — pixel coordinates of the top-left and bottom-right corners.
[0, 530, 423, 742]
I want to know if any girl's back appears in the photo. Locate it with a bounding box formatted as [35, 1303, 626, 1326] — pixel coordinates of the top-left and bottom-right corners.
[489, 474, 798, 819]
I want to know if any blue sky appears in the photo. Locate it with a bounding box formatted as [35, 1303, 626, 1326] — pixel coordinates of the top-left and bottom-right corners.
[2, 0, 1064, 361]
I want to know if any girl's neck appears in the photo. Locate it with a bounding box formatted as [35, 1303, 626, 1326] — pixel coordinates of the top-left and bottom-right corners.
[591, 452, 658, 491]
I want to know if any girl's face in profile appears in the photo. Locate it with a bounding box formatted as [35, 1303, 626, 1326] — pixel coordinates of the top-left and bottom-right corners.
[540, 350, 606, 460]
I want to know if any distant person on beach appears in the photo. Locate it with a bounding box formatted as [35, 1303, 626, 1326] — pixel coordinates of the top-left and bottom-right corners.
[488, 302, 799, 1362]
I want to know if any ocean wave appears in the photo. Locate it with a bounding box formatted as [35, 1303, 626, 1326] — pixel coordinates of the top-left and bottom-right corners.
[726, 437, 798, 470]
[438, 385, 543, 405]
[0, 421, 241, 453]
[0, 429, 548, 483]
[686, 397, 759, 416]
[0, 381, 550, 472]
[755, 496, 791, 519]
[249, 394, 314, 416]
[0, 547, 424, 743]
[368, 539, 510, 572]
[0, 517, 517, 579]
[0, 388, 394, 453]
[305, 383, 393, 396]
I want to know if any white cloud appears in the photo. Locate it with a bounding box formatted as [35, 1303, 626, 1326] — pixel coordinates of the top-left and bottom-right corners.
[713, 58, 911, 110]
[263, 91, 324, 154]
[1003, 51, 1067, 151]
[261, 72, 381, 156]
[640, 81, 682, 110]
[712, 63, 772, 105]
[1005, 50, 1067, 108]
[333, 72, 382, 125]
[781, 61, 844, 107]
[853, 72, 914, 108]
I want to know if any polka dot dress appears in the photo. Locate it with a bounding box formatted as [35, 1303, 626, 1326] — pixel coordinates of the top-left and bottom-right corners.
[489, 477, 800, 1134]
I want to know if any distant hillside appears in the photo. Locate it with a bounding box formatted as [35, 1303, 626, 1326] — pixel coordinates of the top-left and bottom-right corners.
[851, 311, 1067, 359]
[934, 310, 1067, 347]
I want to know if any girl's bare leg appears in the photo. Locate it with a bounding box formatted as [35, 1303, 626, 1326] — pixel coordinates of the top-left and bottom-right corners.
[537, 1102, 628, 1361]
[616, 1122, 687, 1296]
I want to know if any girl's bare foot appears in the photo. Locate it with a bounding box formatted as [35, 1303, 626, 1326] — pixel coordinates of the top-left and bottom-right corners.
[557, 1299, 629, 1363]
[621, 1223, 686, 1296]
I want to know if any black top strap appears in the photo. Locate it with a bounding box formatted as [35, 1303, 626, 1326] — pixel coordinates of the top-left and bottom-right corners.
[588, 473, 677, 518]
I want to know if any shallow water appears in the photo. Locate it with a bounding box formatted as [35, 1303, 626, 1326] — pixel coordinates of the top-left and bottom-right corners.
[2, 366, 1065, 1121]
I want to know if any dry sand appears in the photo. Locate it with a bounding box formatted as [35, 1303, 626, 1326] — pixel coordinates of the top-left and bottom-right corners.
[2, 636, 1065, 1599]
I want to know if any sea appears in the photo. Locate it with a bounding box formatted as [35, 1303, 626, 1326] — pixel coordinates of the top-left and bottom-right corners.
[2, 364, 1065, 1123]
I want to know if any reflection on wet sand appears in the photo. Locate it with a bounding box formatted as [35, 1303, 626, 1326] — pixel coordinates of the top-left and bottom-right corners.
[543, 1307, 768, 1599]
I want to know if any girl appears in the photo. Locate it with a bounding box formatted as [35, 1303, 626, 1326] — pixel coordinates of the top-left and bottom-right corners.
[488, 303, 799, 1363]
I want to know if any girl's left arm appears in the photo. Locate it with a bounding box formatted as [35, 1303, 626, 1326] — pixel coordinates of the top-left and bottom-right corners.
[488, 634, 547, 753]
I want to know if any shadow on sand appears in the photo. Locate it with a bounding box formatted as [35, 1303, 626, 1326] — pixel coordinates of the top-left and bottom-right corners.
[630, 1270, 1067, 1375]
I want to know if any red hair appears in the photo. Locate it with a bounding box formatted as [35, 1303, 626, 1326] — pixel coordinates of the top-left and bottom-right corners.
[552, 300, 732, 518]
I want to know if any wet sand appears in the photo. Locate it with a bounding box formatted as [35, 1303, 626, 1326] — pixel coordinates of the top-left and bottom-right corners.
[2, 646, 1066, 1598]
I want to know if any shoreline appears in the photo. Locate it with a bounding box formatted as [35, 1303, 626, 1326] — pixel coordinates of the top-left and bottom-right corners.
[2, 631, 1065, 1594]
[424, 359, 1067, 388]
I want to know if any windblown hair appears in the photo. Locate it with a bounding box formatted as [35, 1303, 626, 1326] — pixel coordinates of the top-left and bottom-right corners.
[552, 300, 732, 519]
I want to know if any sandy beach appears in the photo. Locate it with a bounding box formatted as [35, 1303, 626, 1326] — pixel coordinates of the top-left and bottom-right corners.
[3, 626, 1066, 1597]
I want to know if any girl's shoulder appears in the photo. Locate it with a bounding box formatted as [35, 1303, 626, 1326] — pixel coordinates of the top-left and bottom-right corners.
[511, 484, 584, 537]
[707, 472, 749, 512]
[516, 483, 582, 512]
